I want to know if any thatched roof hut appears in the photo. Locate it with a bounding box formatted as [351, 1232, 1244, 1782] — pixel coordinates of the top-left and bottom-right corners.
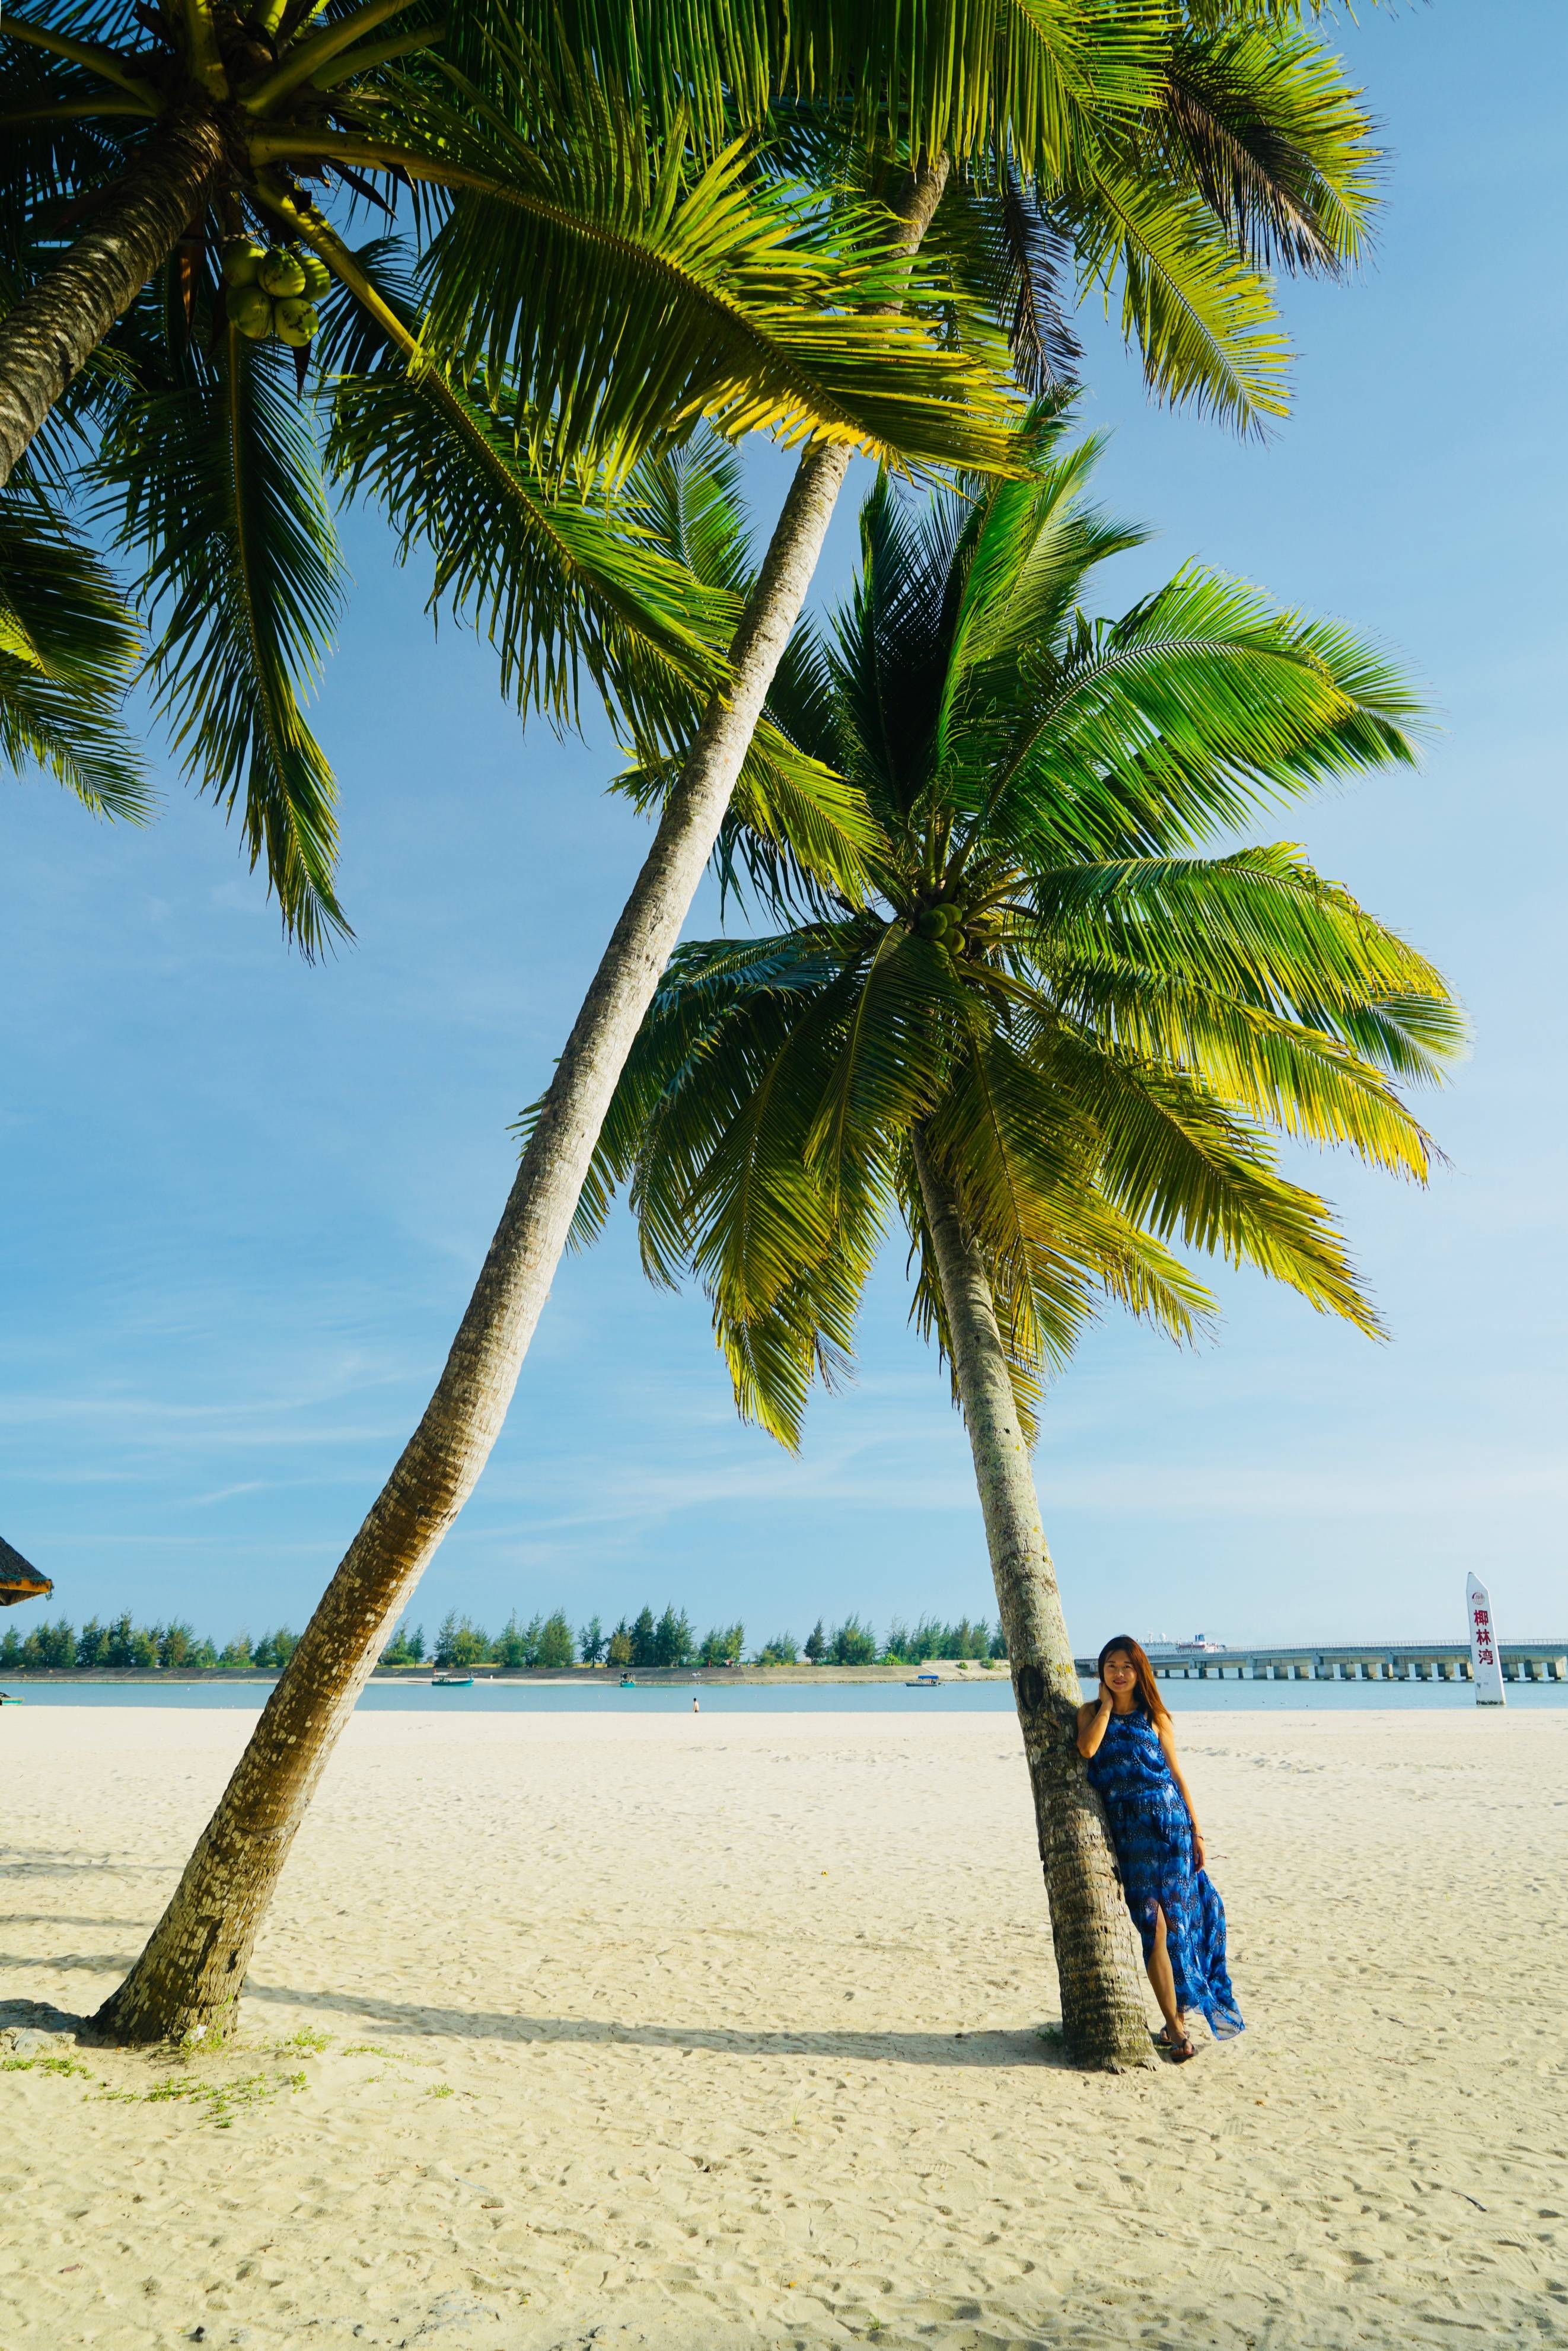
[0, 1534, 52, 1608]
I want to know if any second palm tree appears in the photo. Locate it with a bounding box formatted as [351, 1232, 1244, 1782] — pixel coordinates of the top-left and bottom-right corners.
[576, 423, 1464, 2066]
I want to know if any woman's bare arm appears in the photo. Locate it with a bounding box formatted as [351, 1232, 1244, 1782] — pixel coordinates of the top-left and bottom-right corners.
[1156, 1719, 1208, 1869]
[1076, 1688, 1113, 1757]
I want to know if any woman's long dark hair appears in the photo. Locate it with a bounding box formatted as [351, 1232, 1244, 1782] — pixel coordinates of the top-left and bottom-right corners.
[1097, 1635, 1169, 1722]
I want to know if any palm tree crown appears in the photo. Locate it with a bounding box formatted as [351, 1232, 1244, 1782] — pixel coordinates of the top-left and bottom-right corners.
[2, 2, 1379, 947]
[578, 417, 1464, 1441]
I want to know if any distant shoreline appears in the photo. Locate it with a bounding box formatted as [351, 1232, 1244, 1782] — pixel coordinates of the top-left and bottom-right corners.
[0, 1662, 996, 1687]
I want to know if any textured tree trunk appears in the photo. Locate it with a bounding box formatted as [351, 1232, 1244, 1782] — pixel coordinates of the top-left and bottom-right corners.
[910, 1129, 1153, 2070]
[93, 158, 950, 2047]
[0, 112, 227, 490]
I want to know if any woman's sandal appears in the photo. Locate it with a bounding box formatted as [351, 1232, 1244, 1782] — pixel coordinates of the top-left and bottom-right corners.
[1157, 2023, 1197, 2063]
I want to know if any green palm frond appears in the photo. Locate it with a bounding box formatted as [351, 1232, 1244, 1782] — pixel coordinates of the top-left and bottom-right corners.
[1064, 163, 1293, 431]
[780, 0, 1169, 182]
[624, 426, 753, 596]
[521, 0, 1171, 187]
[1047, 1028, 1383, 1334]
[803, 923, 960, 1191]
[318, 242, 742, 738]
[926, 166, 1085, 397]
[716, 1250, 865, 1450]
[95, 323, 348, 955]
[1029, 845, 1451, 1033]
[353, 52, 1024, 481]
[1054, 14, 1378, 433]
[577, 425, 1456, 1454]
[830, 470, 974, 815]
[917, 1027, 1202, 1433]
[1150, 20, 1379, 274]
[728, 724, 877, 907]
[330, 361, 737, 732]
[954, 563, 1423, 868]
[1044, 967, 1442, 1179]
[937, 425, 1146, 716]
[0, 474, 148, 816]
[544, 924, 855, 1256]
[687, 972, 874, 1320]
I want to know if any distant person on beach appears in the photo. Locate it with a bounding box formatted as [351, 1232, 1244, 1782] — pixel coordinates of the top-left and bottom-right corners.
[1077, 1635, 1244, 2062]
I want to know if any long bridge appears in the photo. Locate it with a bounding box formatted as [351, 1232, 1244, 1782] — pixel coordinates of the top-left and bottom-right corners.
[1075, 1641, 1567, 1686]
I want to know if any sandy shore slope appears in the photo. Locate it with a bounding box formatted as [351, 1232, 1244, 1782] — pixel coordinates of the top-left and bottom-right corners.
[1, 1705, 1563, 2349]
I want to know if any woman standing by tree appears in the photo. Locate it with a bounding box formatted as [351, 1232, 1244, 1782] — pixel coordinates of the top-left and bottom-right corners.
[1078, 1637, 1241, 2061]
[575, 423, 1462, 2065]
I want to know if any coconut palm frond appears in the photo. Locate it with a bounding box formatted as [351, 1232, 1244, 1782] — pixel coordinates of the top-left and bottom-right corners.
[1028, 845, 1451, 1027]
[399, 52, 1024, 482]
[953, 564, 1423, 868]
[624, 425, 753, 597]
[1065, 163, 1294, 434]
[95, 321, 348, 955]
[1048, 1030, 1384, 1336]
[1151, 21, 1380, 276]
[1041, 965, 1442, 1181]
[0, 474, 148, 816]
[320, 244, 741, 744]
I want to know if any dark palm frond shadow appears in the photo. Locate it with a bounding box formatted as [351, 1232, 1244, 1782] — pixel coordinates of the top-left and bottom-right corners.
[0, 1856, 166, 1877]
[2, 1916, 147, 1930]
[230, 1979, 1067, 2066]
[1, 1954, 1066, 2066]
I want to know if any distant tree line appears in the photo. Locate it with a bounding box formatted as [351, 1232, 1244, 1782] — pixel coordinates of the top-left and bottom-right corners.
[399, 1605, 1005, 1669]
[2, 1604, 1008, 1673]
[0, 1616, 300, 1672]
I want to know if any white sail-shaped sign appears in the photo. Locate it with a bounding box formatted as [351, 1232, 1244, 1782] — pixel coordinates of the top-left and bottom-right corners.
[1467, 1573, 1506, 1707]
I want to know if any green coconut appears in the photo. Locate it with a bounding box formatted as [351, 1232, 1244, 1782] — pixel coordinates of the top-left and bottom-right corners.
[273, 298, 319, 348]
[222, 239, 268, 289]
[258, 247, 307, 298]
[299, 254, 332, 299]
[228, 285, 274, 339]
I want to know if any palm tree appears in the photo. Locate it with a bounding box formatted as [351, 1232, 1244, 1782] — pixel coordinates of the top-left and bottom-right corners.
[1, 474, 146, 818]
[1, 2, 1381, 939]
[574, 428, 1464, 2066]
[6, 5, 1034, 950]
[85, 6, 1387, 2045]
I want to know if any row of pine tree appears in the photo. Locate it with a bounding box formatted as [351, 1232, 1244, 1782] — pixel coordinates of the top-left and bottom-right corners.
[4, 1607, 1006, 1672]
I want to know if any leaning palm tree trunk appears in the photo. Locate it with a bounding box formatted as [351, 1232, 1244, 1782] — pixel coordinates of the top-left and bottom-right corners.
[0, 112, 227, 490]
[910, 1129, 1152, 2070]
[93, 163, 949, 2047]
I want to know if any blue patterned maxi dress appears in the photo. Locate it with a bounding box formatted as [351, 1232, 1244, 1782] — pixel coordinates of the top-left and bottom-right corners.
[1084, 1704, 1244, 2040]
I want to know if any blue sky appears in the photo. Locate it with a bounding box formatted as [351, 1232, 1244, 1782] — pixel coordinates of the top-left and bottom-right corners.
[3, 4, 1564, 1656]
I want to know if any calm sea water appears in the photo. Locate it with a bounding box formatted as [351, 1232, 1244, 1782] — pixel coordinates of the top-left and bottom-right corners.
[4, 1678, 1564, 1713]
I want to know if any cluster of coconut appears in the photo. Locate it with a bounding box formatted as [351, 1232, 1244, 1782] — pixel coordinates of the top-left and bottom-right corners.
[913, 900, 1002, 956]
[221, 240, 331, 346]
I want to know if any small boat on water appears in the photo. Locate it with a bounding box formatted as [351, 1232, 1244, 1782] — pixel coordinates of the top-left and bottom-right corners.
[618, 1674, 637, 1688]
[906, 1671, 942, 1687]
[431, 1671, 474, 1688]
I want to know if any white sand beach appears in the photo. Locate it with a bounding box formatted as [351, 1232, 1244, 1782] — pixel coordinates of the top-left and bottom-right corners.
[1, 1702, 1563, 2350]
